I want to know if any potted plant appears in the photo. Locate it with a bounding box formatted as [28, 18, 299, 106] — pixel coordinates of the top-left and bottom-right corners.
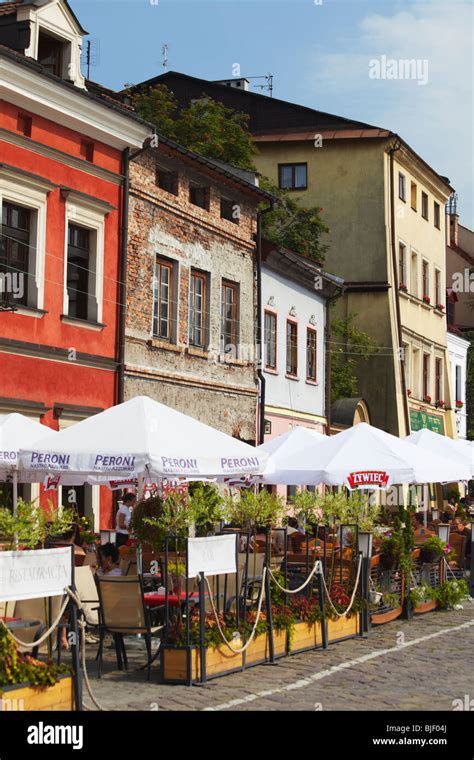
[288, 597, 324, 652]
[0, 500, 75, 550]
[422, 294, 431, 305]
[419, 535, 451, 564]
[423, 395, 432, 404]
[436, 303, 445, 312]
[399, 282, 408, 292]
[325, 583, 362, 642]
[409, 585, 432, 609]
[431, 579, 469, 609]
[435, 400, 445, 409]
[0, 621, 72, 710]
[455, 400, 464, 409]
[379, 532, 403, 570]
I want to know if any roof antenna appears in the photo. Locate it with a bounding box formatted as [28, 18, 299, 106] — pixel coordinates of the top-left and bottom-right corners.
[246, 73, 273, 97]
[162, 44, 169, 71]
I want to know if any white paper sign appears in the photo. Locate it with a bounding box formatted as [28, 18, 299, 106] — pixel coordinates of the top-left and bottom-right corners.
[187, 534, 237, 578]
[0, 547, 72, 602]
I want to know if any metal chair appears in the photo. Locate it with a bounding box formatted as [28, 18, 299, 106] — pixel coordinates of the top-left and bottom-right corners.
[96, 575, 162, 680]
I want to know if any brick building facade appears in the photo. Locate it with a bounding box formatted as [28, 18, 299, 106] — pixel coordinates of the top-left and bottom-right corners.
[125, 141, 271, 442]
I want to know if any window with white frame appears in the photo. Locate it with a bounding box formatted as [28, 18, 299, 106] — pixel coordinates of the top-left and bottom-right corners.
[0, 170, 48, 311]
[410, 251, 418, 297]
[63, 199, 105, 323]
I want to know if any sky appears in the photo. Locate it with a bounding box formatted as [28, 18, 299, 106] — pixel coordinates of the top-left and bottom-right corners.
[74, 0, 473, 227]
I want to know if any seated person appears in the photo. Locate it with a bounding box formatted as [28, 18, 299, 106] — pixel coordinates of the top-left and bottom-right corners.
[97, 542, 122, 577]
[412, 512, 434, 537]
[452, 518, 472, 560]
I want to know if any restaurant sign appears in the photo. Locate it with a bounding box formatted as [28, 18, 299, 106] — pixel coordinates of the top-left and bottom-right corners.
[187, 534, 237, 578]
[0, 547, 72, 602]
[409, 410, 444, 435]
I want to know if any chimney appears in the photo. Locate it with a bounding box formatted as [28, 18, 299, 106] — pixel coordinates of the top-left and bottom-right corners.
[213, 78, 250, 91]
[449, 213, 459, 247]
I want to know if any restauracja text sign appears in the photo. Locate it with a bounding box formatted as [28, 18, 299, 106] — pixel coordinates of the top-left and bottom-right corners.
[0, 547, 72, 602]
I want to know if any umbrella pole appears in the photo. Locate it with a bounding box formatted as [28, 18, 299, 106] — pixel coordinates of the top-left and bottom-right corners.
[12, 470, 18, 516]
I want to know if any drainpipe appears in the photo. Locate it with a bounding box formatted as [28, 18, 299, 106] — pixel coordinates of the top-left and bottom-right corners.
[388, 139, 411, 436]
[324, 299, 333, 436]
[256, 202, 275, 444]
[117, 147, 130, 405]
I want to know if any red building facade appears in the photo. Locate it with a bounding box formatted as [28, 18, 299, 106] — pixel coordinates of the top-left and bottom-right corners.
[0, 0, 150, 525]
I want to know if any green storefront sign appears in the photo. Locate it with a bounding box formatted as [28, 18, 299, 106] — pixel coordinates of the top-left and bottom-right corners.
[409, 409, 445, 434]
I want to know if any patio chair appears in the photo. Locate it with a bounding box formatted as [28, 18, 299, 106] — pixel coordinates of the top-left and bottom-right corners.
[96, 575, 163, 680]
[448, 533, 467, 573]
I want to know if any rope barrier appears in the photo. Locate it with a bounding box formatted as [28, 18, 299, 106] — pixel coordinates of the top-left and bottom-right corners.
[0, 594, 70, 648]
[267, 560, 321, 594]
[65, 588, 106, 712]
[201, 567, 267, 654]
[319, 554, 363, 618]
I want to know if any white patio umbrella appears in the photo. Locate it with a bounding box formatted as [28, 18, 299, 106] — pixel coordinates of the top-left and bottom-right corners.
[406, 428, 473, 478]
[0, 413, 57, 512]
[19, 396, 268, 486]
[260, 422, 471, 487]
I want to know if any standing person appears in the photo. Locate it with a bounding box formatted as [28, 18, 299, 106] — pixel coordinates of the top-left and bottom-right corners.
[115, 493, 136, 548]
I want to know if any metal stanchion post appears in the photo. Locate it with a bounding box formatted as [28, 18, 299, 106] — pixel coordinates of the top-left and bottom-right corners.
[199, 570, 206, 684]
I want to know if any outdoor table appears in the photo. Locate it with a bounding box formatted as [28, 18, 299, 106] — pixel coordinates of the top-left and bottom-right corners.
[144, 591, 200, 608]
[1, 617, 42, 630]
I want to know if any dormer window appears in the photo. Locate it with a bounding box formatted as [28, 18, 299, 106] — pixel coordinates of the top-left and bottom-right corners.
[37, 32, 64, 77]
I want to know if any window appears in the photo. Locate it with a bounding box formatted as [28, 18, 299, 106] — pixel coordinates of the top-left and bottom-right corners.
[153, 258, 174, 340]
[421, 192, 429, 220]
[220, 280, 239, 355]
[411, 182, 417, 211]
[66, 224, 90, 320]
[435, 358, 442, 403]
[399, 242, 406, 284]
[422, 261, 429, 300]
[410, 252, 418, 297]
[37, 32, 63, 77]
[402, 343, 410, 388]
[286, 320, 298, 376]
[306, 328, 317, 382]
[80, 140, 94, 163]
[220, 198, 240, 224]
[189, 184, 209, 210]
[412, 348, 420, 397]
[0, 201, 30, 306]
[423, 353, 430, 400]
[264, 311, 277, 369]
[434, 202, 440, 229]
[398, 173, 406, 202]
[156, 167, 178, 195]
[455, 365, 462, 401]
[278, 163, 307, 190]
[17, 113, 32, 138]
[435, 269, 441, 306]
[189, 269, 208, 348]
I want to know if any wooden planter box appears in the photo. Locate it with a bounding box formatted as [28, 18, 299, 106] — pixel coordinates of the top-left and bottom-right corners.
[413, 599, 437, 614]
[326, 614, 359, 642]
[0, 675, 73, 711]
[244, 630, 287, 666]
[162, 644, 243, 684]
[289, 620, 323, 653]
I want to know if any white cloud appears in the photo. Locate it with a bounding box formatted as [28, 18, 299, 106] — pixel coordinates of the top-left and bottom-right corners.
[306, 0, 473, 224]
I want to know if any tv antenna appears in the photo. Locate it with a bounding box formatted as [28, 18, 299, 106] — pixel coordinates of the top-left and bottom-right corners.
[246, 73, 274, 97]
[82, 38, 100, 80]
[162, 44, 169, 71]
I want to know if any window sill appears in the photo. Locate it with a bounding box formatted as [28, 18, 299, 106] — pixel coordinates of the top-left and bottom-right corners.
[278, 186, 308, 192]
[219, 355, 251, 367]
[305, 379, 319, 386]
[60, 315, 105, 330]
[285, 373, 299, 381]
[11, 305, 47, 319]
[147, 338, 183, 353]
[263, 367, 279, 376]
[185, 345, 209, 359]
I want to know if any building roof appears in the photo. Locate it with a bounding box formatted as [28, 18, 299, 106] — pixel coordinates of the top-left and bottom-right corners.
[129, 71, 452, 193]
[0, 0, 88, 33]
[261, 239, 344, 299]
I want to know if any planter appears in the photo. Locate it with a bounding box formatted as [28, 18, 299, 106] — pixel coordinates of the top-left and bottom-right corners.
[413, 599, 437, 614]
[161, 644, 243, 684]
[420, 548, 441, 564]
[289, 620, 323, 653]
[0, 675, 74, 711]
[326, 614, 359, 642]
[378, 553, 398, 571]
[244, 630, 287, 665]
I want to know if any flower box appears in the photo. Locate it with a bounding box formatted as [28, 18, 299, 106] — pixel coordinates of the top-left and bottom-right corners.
[423, 396, 432, 404]
[161, 644, 243, 684]
[289, 620, 323, 653]
[422, 295, 431, 305]
[326, 614, 359, 642]
[244, 629, 287, 665]
[455, 400, 464, 409]
[0, 675, 73, 711]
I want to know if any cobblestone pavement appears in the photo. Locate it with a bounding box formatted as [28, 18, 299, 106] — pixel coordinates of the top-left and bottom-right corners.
[81, 604, 474, 711]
